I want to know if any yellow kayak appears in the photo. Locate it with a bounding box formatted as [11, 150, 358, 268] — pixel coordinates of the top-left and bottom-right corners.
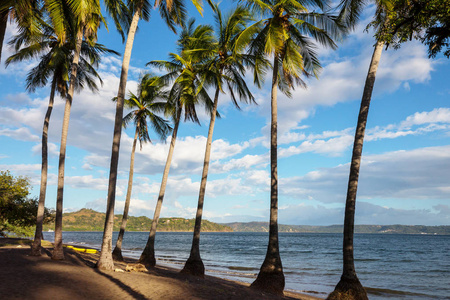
[65, 245, 98, 253]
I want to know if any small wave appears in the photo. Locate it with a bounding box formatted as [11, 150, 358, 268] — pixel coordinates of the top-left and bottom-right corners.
[227, 266, 258, 271]
[128, 247, 143, 251]
[207, 269, 257, 278]
[159, 255, 177, 258]
[366, 287, 432, 297]
[283, 271, 314, 276]
[158, 258, 185, 263]
[285, 288, 327, 296]
[284, 250, 313, 254]
[322, 272, 339, 276]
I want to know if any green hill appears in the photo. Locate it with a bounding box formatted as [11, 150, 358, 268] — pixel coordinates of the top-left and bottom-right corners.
[43, 209, 232, 232]
[42, 209, 449, 235]
[223, 222, 450, 235]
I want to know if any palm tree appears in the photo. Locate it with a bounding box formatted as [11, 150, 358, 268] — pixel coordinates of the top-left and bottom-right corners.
[181, 4, 266, 277]
[6, 18, 118, 256]
[327, 1, 398, 299]
[0, 0, 42, 62]
[111, 75, 172, 261]
[244, 0, 343, 294]
[52, 0, 104, 260]
[327, 44, 383, 300]
[139, 20, 216, 267]
[96, 0, 192, 270]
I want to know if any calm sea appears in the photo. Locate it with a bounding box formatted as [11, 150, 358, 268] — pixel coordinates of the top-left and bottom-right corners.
[42, 232, 450, 299]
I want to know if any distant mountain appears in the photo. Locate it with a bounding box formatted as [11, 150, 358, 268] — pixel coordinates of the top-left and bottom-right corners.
[43, 209, 232, 232]
[223, 222, 450, 235]
[42, 209, 449, 235]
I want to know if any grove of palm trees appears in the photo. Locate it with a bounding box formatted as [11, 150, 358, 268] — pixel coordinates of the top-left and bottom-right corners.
[1, 0, 449, 299]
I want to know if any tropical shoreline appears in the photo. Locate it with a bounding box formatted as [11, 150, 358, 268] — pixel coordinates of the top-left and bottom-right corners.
[0, 238, 322, 300]
[63, 239, 325, 299]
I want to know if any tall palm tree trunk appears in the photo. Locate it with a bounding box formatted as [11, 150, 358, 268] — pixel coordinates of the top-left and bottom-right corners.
[52, 29, 84, 260]
[328, 41, 384, 300]
[181, 88, 220, 277]
[0, 10, 7, 62]
[31, 78, 57, 256]
[96, 9, 141, 270]
[251, 57, 284, 295]
[139, 105, 182, 267]
[112, 126, 138, 261]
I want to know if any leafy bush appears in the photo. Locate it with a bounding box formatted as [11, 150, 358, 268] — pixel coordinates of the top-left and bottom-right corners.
[0, 170, 53, 237]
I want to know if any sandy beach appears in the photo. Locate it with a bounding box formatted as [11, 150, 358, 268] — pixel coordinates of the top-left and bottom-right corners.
[0, 238, 322, 300]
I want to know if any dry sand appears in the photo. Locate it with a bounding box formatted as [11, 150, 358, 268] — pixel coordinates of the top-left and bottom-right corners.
[0, 238, 322, 300]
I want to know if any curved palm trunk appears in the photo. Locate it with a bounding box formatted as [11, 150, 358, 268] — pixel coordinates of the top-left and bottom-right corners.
[0, 10, 7, 62]
[139, 105, 182, 267]
[181, 88, 220, 277]
[96, 9, 141, 270]
[251, 57, 284, 295]
[31, 78, 57, 256]
[328, 41, 384, 300]
[112, 127, 138, 261]
[52, 29, 84, 260]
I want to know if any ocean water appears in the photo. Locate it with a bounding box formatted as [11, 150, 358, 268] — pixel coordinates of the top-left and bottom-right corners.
[42, 232, 450, 299]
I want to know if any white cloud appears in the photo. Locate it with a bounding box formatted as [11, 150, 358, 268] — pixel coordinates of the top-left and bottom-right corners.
[205, 176, 253, 197]
[275, 201, 450, 226]
[212, 153, 269, 173]
[243, 169, 270, 188]
[249, 34, 435, 146]
[279, 203, 344, 225]
[355, 202, 450, 225]
[400, 108, 450, 129]
[0, 127, 40, 142]
[82, 163, 93, 170]
[64, 175, 109, 191]
[279, 135, 355, 158]
[279, 145, 450, 203]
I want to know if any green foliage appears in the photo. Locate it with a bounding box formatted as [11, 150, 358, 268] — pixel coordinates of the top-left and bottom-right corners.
[6, 16, 120, 98]
[122, 74, 172, 147]
[0, 171, 53, 237]
[42, 208, 233, 232]
[373, 0, 450, 58]
[245, 0, 345, 96]
[148, 19, 217, 125]
[3, 224, 36, 238]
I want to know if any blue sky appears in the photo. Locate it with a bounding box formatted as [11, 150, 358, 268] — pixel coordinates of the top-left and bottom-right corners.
[1, 3, 449, 226]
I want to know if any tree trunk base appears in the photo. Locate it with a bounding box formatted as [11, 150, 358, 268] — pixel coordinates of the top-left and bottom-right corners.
[52, 247, 65, 260]
[112, 247, 124, 262]
[30, 241, 42, 256]
[96, 252, 115, 270]
[181, 256, 205, 278]
[251, 268, 285, 295]
[327, 275, 368, 300]
[139, 251, 156, 268]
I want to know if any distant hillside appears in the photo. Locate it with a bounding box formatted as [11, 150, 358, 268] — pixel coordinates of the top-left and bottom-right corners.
[42, 210, 449, 235]
[43, 209, 232, 232]
[223, 222, 450, 235]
